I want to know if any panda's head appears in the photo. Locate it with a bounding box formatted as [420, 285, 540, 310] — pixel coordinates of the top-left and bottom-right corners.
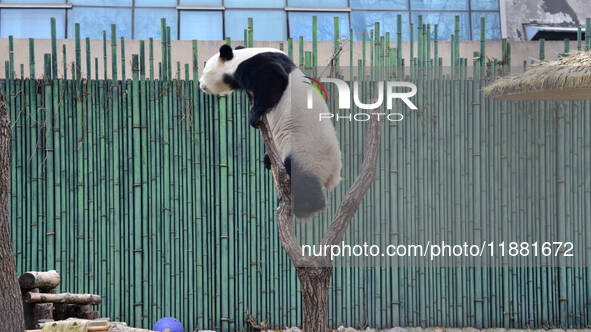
[198, 44, 238, 96]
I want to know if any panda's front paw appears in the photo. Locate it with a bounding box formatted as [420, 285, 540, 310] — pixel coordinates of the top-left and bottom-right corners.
[263, 154, 272, 170]
[249, 112, 263, 128]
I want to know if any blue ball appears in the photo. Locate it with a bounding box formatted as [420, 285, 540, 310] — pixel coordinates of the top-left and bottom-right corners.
[153, 317, 184, 332]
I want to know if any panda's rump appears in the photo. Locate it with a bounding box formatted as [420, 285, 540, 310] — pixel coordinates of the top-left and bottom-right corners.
[266, 69, 342, 191]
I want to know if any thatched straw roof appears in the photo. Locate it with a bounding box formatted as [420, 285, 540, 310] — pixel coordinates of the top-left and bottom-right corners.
[483, 51, 591, 101]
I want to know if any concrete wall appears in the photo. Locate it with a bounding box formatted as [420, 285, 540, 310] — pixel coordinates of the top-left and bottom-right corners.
[0, 38, 575, 80]
[503, 0, 591, 40]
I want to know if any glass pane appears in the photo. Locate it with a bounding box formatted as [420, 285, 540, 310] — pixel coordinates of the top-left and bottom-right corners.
[134, 8, 177, 40]
[68, 7, 132, 39]
[471, 12, 500, 40]
[136, 0, 176, 6]
[288, 0, 347, 7]
[1, 0, 65, 3]
[0, 9, 65, 38]
[225, 10, 286, 41]
[411, 0, 467, 10]
[180, 10, 223, 40]
[179, 0, 222, 5]
[289, 12, 349, 41]
[351, 0, 407, 9]
[225, 0, 284, 8]
[351, 11, 409, 40]
[411, 12, 470, 40]
[70, 0, 131, 5]
[471, 0, 499, 10]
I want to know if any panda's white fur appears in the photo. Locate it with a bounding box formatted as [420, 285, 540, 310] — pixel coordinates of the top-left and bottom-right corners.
[199, 46, 341, 218]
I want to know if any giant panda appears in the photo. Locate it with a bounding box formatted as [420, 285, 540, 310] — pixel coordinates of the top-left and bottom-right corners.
[198, 45, 342, 219]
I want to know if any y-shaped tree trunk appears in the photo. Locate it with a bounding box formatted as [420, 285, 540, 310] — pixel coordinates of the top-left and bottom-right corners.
[0, 90, 25, 331]
[259, 113, 381, 332]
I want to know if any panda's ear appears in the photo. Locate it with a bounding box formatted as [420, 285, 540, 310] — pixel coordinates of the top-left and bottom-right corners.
[235, 45, 245, 50]
[219, 45, 234, 61]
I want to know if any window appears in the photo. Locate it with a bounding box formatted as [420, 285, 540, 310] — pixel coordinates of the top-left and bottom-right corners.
[134, 8, 177, 40]
[178, 0, 222, 5]
[351, 11, 409, 40]
[411, 12, 470, 40]
[287, 0, 347, 7]
[135, 0, 177, 6]
[350, 0, 407, 10]
[68, 7, 131, 39]
[225, 0, 285, 8]
[471, 12, 500, 40]
[225, 9, 286, 41]
[411, 0, 468, 10]
[471, 0, 499, 10]
[70, 0, 131, 5]
[1, 9, 66, 38]
[289, 12, 349, 40]
[180, 11, 223, 40]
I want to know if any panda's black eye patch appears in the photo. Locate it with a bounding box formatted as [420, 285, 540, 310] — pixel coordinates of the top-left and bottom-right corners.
[219, 45, 234, 61]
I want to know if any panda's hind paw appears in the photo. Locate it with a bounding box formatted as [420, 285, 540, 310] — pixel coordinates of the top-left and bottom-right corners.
[249, 112, 263, 128]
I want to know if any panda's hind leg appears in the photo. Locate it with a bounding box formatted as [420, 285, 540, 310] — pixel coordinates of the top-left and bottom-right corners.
[284, 155, 326, 219]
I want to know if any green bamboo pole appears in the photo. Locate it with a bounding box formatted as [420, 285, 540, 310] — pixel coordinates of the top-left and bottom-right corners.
[334, 16, 340, 68]
[7, 36, 13, 79]
[480, 17, 486, 66]
[140, 40, 146, 80]
[248, 17, 254, 48]
[43, 54, 50, 78]
[86, 38, 91, 81]
[161, 18, 167, 80]
[103, 31, 108, 80]
[121, 37, 126, 81]
[586, 18, 591, 50]
[288, 38, 293, 60]
[417, 16, 423, 66]
[28, 38, 35, 79]
[434, 24, 438, 65]
[454, 15, 460, 66]
[167, 26, 172, 80]
[149, 38, 154, 80]
[410, 23, 414, 65]
[299, 36, 304, 68]
[51, 17, 57, 78]
[312, 16, 318, 68]
[75, 23, 81, 82]
[111, 24, 118, 82]
[539, 38, 545, 61]
[577, 26, 582, 51]
[192, 40, 198, 80]
[63, 45, 67, 79]
[397, 14, 402, 67]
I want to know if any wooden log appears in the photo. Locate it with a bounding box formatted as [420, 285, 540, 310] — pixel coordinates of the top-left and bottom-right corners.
[54, 304, 78, 320]
[19, 271, 60, 290]
[32, 303, 53, 321]
[24, 292, 101, 305]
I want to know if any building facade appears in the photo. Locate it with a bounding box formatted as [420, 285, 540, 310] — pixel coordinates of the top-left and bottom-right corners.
[0, 0, 501, 41]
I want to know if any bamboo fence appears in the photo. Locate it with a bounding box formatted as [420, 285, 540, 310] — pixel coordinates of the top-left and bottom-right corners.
[3, 15, 591, 331]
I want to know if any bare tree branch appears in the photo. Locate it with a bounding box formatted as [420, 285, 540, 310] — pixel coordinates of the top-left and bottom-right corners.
[258, 117, 301, 265]
[259, 111, 382, 265]
[321, 114, 381, 246]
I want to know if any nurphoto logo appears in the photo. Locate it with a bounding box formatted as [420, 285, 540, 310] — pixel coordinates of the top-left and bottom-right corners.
[306, 77, 418, 122]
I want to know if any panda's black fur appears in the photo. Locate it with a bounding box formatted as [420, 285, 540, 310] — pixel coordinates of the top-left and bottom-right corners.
[220, 47, 296, 128]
